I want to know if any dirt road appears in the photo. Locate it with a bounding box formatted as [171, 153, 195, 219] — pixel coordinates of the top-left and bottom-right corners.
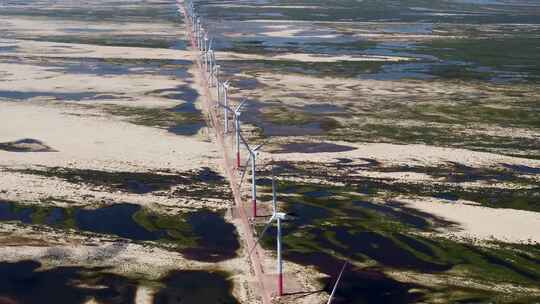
[180, 6, 273, 304]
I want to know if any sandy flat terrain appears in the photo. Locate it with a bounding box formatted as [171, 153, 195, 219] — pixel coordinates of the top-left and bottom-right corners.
[0, 102, 216, 171]
[399, 197, 540, 244]
[267, 141, 540, 168]
[0, 2, 261, 303]
[2, 0, 539, 303]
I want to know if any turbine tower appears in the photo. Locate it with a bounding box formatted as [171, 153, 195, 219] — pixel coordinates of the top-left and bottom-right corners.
[234, 101, 244, 169]
[203, 29, 208, 55]
[222, 80, 230, 133]
[239, 132, 264, 218]
[196, 18, 202, 50]
[217, 99, 247, 169]
[250, 173, 287, 296]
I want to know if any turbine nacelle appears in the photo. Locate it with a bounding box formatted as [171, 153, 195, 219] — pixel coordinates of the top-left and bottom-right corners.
[274, 212, 287, 221]
[217, 99, 246, 119]
[234, 99, 248, 117]
[223, 80, 230, 88]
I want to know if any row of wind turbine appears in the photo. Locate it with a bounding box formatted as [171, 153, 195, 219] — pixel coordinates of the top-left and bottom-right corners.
[178, 1, 347, 302]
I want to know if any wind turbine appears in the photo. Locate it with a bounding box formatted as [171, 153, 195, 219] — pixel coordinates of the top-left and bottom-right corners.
[212, 64, 220, 87]
[201, 49, 208, 72]
[206, 38, 214, 74]
[188, 2, 194, 18]
[207, 62, 219, 88]
[222, 80, 230, 133]
[196, 18, 202, 50]
[239, 132, 265, 218]
[211, 52, 218, 82]
[234, 100, 245, 169]
[203, 30, 209, 55]
[327, 261, 348, 304]
[182, 0, 193, 18]
[190, 11, 196, 32]
[250, 173, 287, 296]
[217, 80, 223, 113]
[200, 26, 205, 51]
[206, 50, 212, 75]
[219, 99, 247, 169]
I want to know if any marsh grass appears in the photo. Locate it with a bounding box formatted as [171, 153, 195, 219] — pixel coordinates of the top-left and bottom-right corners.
[258, 105, 341, 131]
[225, 59, 388, 78]
[0, 201, 238, 261]
[255, 179, 540, 299]
[420, 37, 540, 80]
[102, 105, 205, 129]
[26, 35, 179, 49]
[7, 166, 229, 198]
[271, 161, 540, 212]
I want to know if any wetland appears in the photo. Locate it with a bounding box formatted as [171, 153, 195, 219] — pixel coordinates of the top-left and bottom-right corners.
[0, 201, 240, 262]
[1, 0, 540, 303]
[211, 0, 540, 298]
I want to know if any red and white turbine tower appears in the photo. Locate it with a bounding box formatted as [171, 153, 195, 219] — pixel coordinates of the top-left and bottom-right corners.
[251, 173, 287, 296]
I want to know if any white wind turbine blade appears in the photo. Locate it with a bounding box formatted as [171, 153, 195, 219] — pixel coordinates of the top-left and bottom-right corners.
[222, 80, 230, 99]
[234, 99, 248, 114]
[249, 215, 275, 256]
[239, 131, 268, 156]
[253, 142, 265, 151]
[253, 139, 269, 152]
[327, 261, 348, 304]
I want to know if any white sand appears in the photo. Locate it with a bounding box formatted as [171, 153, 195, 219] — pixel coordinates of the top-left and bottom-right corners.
[208, 4, 321, 9]
[1, 16, 182, 38]
[2, 37, 410, 64]
[0, 169, 227, 210]
[0, 101, 227, 208]
[0, 3, 261, 304]
[398, 197, 540, 244]
[0, 38, 193, 61]
[0, 61, 186, 109]
[0, 102, 217, 171]
[261, 27, 338, 39]
[272, 53, 411, 62]
[268, 142, 540, 169]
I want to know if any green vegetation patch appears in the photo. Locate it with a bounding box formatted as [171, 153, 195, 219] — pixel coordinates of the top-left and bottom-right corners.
[26, 35, 178, 49]
[224, 39, 376, 57]
[0, 201, 239, 262]
[228, 59, 388, 78]
[255, 179, 540, 293]
[327, 123, 540, 159]
[259, 105, 341, 131]
[387, 102, 540, 129]
[132, 208, 197, 247]
[272, 161, 540, 212]
[7, 166, 229, 198]
[102, 105, 204, 129]
[419, 37, 540, 80]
